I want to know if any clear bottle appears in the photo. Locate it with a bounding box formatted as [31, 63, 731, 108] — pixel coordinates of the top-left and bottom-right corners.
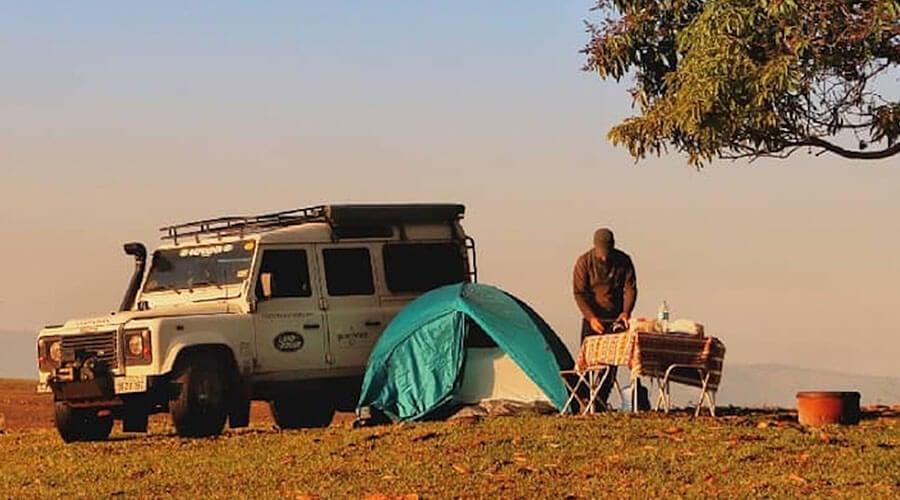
[658, 300, 670, 333]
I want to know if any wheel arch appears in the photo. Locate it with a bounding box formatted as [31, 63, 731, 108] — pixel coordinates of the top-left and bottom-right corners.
[163, 340, 239, 377]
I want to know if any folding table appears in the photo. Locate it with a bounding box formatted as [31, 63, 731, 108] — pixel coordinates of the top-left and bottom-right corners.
[561, 330, 726, 416]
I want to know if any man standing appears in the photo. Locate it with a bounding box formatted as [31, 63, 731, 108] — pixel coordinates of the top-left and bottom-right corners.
[573, 228, 638, 407]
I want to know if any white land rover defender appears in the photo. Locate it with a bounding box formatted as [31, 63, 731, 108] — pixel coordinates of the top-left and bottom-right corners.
[36, 204, 475, 442]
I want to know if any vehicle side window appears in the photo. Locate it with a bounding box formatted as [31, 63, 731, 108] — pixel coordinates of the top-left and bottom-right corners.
[322, 248, 375, 296]
[383, 243, 465, 293]
[256, 249, 311, 298]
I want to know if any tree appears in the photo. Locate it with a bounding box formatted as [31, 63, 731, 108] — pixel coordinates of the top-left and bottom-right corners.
[583, 0, 900, 166]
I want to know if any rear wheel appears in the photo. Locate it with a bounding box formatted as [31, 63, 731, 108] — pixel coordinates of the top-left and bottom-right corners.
[269, 394, 335, 429]
[54, 402, 113, 443]
[169, 355, 228, 437]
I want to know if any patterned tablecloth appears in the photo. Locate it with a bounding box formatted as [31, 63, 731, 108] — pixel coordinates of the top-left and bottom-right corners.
[579, 332, 726, 390]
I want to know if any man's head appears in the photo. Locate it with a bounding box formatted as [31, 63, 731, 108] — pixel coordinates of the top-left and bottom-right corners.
[593, 228, 615, 258]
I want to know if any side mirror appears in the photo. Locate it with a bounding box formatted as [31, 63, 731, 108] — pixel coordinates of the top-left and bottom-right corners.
[259, 272, 273, 300]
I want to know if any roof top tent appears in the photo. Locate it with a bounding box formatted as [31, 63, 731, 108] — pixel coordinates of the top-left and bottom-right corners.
[159, 204, 467, 243]
[157, 203, 478, 284]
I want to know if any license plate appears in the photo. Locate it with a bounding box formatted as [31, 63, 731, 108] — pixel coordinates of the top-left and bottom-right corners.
[114, 375, 147, 394]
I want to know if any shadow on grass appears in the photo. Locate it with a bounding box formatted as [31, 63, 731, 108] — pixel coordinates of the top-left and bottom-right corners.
[107, 424, 284, 443]
[97, 404, 897, 444]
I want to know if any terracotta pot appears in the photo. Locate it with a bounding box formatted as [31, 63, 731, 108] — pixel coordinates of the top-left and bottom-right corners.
[796, 391, 861, 426]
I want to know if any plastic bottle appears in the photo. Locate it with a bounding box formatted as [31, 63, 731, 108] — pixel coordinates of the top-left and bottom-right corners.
[658, 300, 670, 333]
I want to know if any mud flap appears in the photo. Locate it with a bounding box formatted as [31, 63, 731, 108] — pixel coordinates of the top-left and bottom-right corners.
[122, 409, 149, 433]
[228, 379, 252, 429]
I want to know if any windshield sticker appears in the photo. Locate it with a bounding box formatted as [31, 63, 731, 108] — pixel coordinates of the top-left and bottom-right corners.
[144, 240, 255, 293]
[179, 244, 235, 258]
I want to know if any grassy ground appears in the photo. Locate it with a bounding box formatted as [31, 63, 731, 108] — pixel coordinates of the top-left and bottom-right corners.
[1, 380, 897, 498]
[3, 411, 898, 498]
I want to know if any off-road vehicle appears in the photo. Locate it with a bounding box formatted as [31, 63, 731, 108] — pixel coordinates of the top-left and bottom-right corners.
[37, 204, 475, 441]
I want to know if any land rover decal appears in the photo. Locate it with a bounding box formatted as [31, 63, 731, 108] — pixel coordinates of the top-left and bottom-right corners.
[273, 331, 304, 352]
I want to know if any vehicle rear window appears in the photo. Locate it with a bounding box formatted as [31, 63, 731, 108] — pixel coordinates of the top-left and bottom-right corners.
[383, 243, 466, 293]
[322, 248, 375, 296]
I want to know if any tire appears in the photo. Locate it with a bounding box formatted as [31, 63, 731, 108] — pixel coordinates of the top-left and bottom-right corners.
[169, 355, 228, 437]
[269, 395, 335, 429]
[54, 402, 113, 443]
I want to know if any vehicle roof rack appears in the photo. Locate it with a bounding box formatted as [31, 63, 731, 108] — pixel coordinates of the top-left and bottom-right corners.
[160, 204, 465, 243]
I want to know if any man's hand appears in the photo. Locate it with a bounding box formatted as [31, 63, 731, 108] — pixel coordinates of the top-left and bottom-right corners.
[616, 312, 631, 329]
[589, 317, 605, 334]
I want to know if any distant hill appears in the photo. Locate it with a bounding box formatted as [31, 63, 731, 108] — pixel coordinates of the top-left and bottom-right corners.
[0, 331, 36, 379]
[665, 363, 900, 409]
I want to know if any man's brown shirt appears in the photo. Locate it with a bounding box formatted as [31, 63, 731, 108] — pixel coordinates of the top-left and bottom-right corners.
[573, 248, 637, 321]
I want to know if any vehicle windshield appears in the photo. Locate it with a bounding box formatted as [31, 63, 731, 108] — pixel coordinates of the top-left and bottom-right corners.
[143, 241, 255, 293]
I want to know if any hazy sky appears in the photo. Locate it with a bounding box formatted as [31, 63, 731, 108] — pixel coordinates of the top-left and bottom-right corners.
[1, 2, 898, 377]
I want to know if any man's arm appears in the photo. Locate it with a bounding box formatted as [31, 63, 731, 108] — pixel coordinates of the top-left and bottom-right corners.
[573, 254, 596, 320]
[622, 256, 638, 316]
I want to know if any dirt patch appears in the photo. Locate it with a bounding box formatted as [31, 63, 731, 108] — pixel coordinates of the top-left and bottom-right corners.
[0, 379, 53, 431]
[0, 379, 353, 432]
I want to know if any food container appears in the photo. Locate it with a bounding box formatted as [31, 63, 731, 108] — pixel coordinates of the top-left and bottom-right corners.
[796, 391, 861, 426]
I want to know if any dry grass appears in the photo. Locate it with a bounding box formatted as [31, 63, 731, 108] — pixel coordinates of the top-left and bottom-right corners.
[1, 379, 897, 498]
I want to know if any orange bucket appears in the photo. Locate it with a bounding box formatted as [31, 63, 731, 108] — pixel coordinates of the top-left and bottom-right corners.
[796, 391, 860, 426]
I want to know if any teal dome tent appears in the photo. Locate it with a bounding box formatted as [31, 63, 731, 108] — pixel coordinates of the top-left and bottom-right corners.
[357, 283, 574, 422]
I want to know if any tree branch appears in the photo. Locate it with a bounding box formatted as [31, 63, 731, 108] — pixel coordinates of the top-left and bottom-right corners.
[795, 137, 900, 160]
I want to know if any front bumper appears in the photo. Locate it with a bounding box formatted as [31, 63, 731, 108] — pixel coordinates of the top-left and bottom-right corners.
[40, 373, 172, 412]
[39, 374, 149, 399]
[40, 353, 152, 403]
[49, 377, 114, 400]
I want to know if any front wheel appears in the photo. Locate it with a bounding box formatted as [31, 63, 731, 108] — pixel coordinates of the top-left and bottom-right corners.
[269, 394, 335, 429]
[54, 402, 113, 443]
[169, 355, 228, 437]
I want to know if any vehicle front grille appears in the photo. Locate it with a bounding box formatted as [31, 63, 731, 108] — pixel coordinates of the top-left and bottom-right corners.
[61, 332, 118, 369]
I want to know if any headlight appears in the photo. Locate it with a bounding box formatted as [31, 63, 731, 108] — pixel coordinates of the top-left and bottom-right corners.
[48, 340, 62, 362]
[124, 330, 152, 365]
[38, 337, 62, 371]
[127, 335, 144, 357]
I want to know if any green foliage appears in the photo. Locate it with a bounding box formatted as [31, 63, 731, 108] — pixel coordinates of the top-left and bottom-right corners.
[1, 412, 898, 497]
[584, 0, 900, 165]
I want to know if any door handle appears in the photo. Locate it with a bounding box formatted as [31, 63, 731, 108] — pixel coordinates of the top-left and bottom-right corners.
[364, 320, 382, 327]
[303, 323, 321, 330]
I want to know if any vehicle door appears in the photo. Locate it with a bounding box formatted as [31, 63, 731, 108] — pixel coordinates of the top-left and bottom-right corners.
[252, 246, 328, 375]
[315, 245, 383, 371]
